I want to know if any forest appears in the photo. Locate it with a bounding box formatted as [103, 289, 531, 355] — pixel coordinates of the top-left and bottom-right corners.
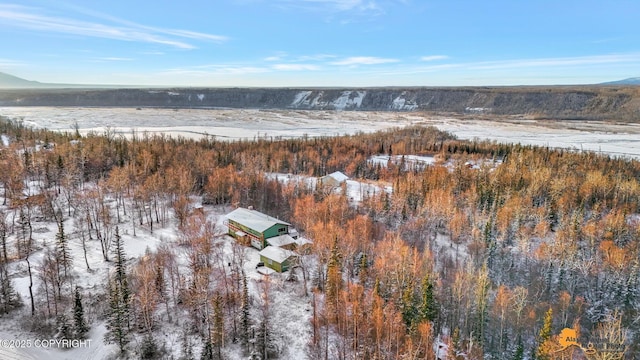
[0, 115, 639, 359]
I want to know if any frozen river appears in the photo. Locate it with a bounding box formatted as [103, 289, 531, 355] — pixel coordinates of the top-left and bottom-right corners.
[1, 107, 640, 159]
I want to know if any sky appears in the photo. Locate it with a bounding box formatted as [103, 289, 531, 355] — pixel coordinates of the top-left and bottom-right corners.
[0, 0, 639, 87]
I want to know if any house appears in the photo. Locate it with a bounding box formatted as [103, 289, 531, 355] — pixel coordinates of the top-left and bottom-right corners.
[318, 171, 349, 188]
[259, 246, 296, 273]
[225, 207, 291, 250]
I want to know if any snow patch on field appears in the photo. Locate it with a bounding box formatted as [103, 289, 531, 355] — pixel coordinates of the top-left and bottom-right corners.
[331, 91, 365, 110]
[345, 179, 392, 204]
[0, 320, 116, 360]
[290, 91, 366, 110]
[291, 91, 313, 107]
[392, 92, 418, 110]
[369, 154, 437, 169]
[265, 172, 318, 189]
[266, 172, 391, 205]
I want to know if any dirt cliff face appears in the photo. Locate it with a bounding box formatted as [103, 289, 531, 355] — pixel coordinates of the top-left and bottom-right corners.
[0, 86, 638, 121]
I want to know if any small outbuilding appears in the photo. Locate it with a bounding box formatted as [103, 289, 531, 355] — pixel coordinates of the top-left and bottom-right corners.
[225, 207, 291, 250]
[318, 171, 349, 188]
[266, 234, 298, 250]
[259, 246, 296, 273]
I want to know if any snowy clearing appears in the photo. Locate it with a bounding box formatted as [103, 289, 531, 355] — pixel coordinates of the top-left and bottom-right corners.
[266, 172, 392, 205]
[0, 195, 315, 360]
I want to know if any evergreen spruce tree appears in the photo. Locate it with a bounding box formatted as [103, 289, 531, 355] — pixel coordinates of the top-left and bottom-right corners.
[0, 215, 20, 314]
[56, 314, 72, 341]
[536, 308, 554, 360]
[358, 253, 368, 286]
[140, 333, 159, 360]
[55, 218, 71, 278]
[401, 281, 418, 331]
[200, 339, 214, 360]
[73, 286, 88, 338]
[419, 273, 438, 323]
[373, 277, 382, 298]
[106, 277, 129, 353]
[0, 264, 21, 314]
[105, 227, 131, 353]
[114, 227, 127, 288]
[240, 273, 251, 349]
[513, 335, 524, 360]
[1, 217, 8, 266]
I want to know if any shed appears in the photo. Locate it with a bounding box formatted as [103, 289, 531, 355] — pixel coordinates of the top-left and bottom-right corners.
[259, 246, 296, 273]
[266, 234, 298, 250]
[318, 171, 349, 188]
[225, 207, 291, 250]
[294, 237, 314, 255]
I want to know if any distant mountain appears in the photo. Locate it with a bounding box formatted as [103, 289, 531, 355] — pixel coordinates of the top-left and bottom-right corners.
[0, 72, 47, 88]
[600, 77, 640, 85]
[0, 71, 132, 89]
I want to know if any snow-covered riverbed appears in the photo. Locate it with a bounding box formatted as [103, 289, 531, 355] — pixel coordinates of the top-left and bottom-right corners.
[2, 107, 639, 159]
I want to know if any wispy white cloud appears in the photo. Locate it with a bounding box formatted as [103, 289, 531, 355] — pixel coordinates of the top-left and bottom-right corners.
[468, 53, 640, 70]
[420, 55, 449, 61]
[0, 4, 228, 50]
[265, 53, 337, 62]
[280, 0, 374, 12]
[0, 58, 24, 68]
[140, 51, 165, 56]
[296, 54, 337, 61]
[264, 52, 288, 62]
[274, 0, 405, 18]
[591, 38, 620, 44]
[153, 29, 227, 44]
[330, 56, 399, 66]
[371, 53, 640, 79]
[272, 64, 320, 71]
[162, 65, 270, 76]
[58, 3, 229, 44]
[92, 57, 134, 62]
[309, 0, 379, 12]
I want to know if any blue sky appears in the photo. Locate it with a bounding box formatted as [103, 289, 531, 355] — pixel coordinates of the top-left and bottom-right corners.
[0, 0, 638, 86]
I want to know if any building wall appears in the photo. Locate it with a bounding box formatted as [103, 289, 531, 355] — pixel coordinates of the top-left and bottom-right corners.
[228, 219, 289, 250]
[319, 176, 340, 188]
[263, 224, 289, 240]
[228, 220, 265, 248]
[259, 255, 290, 273]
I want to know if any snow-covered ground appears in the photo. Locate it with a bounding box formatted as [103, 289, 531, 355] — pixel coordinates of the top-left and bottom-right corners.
[2, 107, 639, 159]
[0, 107, 419, 141]
[425, 117, 640, 159]
[369, 154, 437, 169]
[266, 172, 392, 205]
[0, 197, 314, 360]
